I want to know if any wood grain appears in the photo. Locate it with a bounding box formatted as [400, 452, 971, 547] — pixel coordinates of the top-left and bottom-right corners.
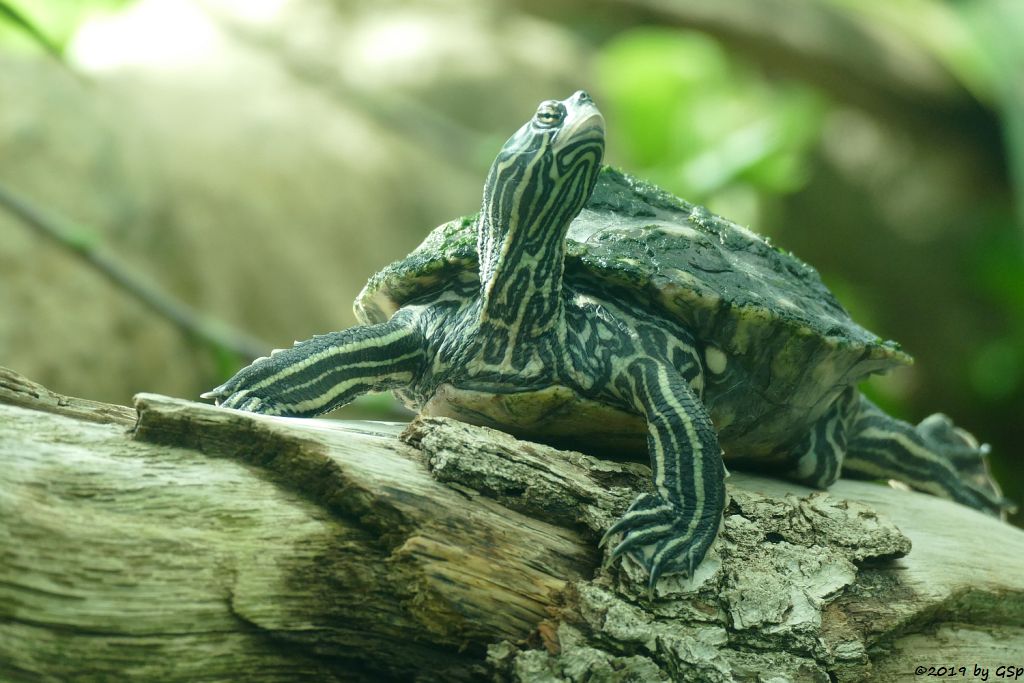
[1, 366, 1021, 681]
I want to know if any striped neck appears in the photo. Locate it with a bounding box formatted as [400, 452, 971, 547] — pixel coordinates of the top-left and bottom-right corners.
[474, 91, 605, 369]
[477, 177, 572, 345]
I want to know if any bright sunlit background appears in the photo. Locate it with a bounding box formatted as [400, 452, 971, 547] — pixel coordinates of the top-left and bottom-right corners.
[1, 0, 1021, 524]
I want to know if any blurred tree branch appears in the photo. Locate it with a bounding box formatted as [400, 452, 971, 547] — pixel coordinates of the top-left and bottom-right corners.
[0, 0, 64, 61]
[0, 0, 92, 84]
[0, 182, 270, 361]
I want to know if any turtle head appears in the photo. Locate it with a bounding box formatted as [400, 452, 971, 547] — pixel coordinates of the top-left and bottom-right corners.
[479, 91, 605, 283]
[483, 91, 605, 233]
[495, 91, 605, 173]
[476, 91, 605, 358]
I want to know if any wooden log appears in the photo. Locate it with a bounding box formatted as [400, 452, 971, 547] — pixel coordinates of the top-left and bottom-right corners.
[1, 366, 1022, 682]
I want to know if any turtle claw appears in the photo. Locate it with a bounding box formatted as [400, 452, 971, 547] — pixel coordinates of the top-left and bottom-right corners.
[201, 377, 238, 404]
[223, 392, 285, 415]
[201, 367, 290, 415]
[604, 492, 719, 597]
[199, 386, 226, 401]
[203, 383, 287, 416]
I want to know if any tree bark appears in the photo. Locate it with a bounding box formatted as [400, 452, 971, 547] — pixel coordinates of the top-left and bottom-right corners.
[1, 365, 1022, 682]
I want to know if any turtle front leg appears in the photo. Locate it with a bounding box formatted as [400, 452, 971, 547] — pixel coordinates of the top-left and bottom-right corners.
[202, 311, 426, 417]
[843, 394, 1012, 517]
[601, 357, 726, 593]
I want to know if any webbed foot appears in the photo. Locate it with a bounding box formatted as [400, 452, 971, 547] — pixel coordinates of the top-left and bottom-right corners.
[916, 413, 1014, 516]
[203, 386, 287, 415]
[601, 492, 721, 597]
[201, 376, 288, 415]
[846, 397, 1015, 518]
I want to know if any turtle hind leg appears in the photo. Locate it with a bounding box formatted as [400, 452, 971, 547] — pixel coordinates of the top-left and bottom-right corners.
[843, 395, 1013, 517]
[784, 387, 858, 489]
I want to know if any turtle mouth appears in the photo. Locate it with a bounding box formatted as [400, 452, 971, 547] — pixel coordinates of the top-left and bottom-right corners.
[565, 109, 605, 139]
[553, 90, 604, 147]
[560, 103, 605, 143]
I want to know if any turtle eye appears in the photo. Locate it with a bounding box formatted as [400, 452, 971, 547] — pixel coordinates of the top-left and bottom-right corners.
[534, 100, 566, 128]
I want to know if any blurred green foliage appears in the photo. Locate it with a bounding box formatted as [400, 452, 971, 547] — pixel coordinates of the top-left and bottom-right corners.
[596, 28, 826, 222]
[969, 220, 1024, 401]
[0, 0, 131, 53]
[818, 0, 1024, 201]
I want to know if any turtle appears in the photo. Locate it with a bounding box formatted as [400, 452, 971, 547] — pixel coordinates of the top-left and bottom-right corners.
[204, 90, 1008, 592]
